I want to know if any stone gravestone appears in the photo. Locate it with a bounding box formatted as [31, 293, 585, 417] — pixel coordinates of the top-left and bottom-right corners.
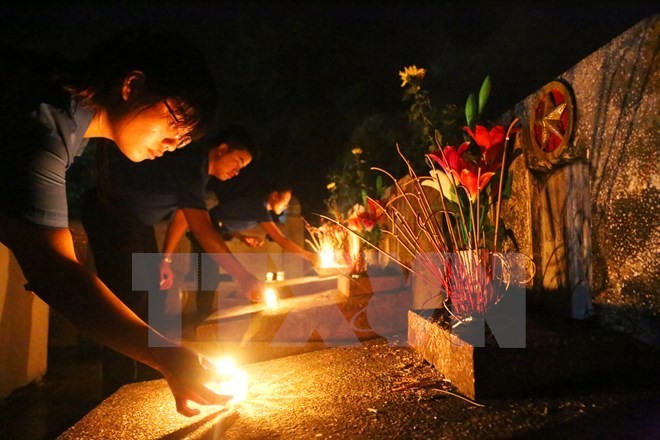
[502, 14, 659, 344]
[407, 15, 659, 399]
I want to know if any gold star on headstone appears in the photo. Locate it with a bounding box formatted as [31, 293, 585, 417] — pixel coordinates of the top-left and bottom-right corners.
[534, 94, 567, 150]
[529, 81, 574, 165]
[540, 101, 566, 145]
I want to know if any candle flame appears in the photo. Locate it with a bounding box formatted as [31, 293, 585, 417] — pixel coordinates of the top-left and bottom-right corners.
[264, 287, 278, 308]
[207, 357, 248, 403]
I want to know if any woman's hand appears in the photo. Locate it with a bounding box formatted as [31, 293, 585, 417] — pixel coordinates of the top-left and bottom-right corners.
[154, 346, 232, 417]
[238, 234, 264, 248]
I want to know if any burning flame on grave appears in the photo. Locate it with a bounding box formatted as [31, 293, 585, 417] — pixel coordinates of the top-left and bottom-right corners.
[207, 357, 248, 403]
[319, 243, 341, 268]
[347, 233, 361, 261]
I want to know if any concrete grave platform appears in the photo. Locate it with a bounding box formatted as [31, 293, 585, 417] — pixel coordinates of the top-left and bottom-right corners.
[263, 274, 339, 299]
[337, 271, 407, 297]
[196, 284, 411, 345]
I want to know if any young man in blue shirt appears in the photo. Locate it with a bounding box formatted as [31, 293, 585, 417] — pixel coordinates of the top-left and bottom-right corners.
[81, 126, 263, 396]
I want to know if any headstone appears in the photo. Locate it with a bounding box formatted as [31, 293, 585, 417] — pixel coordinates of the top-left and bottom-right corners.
[501, 15, 659, 343]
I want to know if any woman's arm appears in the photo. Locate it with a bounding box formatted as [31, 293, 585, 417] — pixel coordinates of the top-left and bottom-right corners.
[0, 214, 228, 416]
[260, 221, 318, 264]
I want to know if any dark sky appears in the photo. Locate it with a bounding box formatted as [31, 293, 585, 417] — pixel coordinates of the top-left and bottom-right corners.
[1, 1, 657, 218]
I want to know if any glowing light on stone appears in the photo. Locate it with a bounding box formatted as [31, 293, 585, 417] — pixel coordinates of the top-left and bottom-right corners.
[208, 357, 248, 403]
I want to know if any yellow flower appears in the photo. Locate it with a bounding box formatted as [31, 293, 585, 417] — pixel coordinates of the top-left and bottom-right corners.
[326, 182, 336, 190]
[351, 147, 363, 155]
[399, 65, 427, 87]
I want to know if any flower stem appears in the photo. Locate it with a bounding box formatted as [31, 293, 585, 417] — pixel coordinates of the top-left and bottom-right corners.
[493, 118, 519, 250]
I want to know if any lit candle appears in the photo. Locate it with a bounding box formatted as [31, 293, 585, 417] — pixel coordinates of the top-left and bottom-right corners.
[264, 287, 278, 308]
[207, 357, 248, 403]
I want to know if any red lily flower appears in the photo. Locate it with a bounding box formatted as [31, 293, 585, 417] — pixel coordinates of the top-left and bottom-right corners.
[358, 215, 376, 232]
[366, 198, 387, 226]
[346, 199, 387, 233]
[428, 142, 471, 184]
[464, 125, 506, 172]
[459, 168, 495, 201]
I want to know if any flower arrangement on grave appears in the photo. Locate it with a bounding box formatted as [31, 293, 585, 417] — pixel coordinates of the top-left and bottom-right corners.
[324, 146, 390, 276]
[343, 194, 388, 275]
[354, 67, 533, 322]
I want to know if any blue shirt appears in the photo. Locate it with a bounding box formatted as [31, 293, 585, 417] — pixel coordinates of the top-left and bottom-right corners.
[0, 47, 94, 228]
[102, 146, 210, 225]
[209, 196, 276, 233]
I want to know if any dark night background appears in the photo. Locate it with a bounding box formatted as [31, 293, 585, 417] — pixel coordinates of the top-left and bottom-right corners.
[0, 1, 657, 220]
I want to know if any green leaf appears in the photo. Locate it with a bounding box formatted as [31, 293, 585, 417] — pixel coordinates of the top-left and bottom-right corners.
[478, 75, 491, 115]
[465, 92, 476, 128]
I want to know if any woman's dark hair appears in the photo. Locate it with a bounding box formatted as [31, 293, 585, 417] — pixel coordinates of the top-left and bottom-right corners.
[68, 29, 217, 140]
[208, 125, 260, 159]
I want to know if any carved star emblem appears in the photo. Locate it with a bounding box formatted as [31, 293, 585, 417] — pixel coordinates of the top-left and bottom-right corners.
[533, 87, 570, 153]
[529, 81, 575, 165]
[539, 101, 566, 145]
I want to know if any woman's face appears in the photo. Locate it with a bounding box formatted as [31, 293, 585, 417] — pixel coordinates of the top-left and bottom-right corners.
[111, 100, 192, 162]
[269, 191, 292, 215]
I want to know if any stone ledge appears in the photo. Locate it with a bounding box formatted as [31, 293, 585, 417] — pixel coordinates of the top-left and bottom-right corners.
[337, 273, 407, 297]
[196, 286, 411, 345]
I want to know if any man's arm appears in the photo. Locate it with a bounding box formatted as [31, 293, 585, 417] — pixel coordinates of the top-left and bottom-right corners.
[260, 221, 318, 264]
[162, 209, 190, 259]
[0, 214, 228, 416]
[182, 208, 264, 301]
[159, 209, 189, 290]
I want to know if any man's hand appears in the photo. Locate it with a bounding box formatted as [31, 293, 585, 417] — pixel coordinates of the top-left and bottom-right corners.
[159, 259, 174, 290]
